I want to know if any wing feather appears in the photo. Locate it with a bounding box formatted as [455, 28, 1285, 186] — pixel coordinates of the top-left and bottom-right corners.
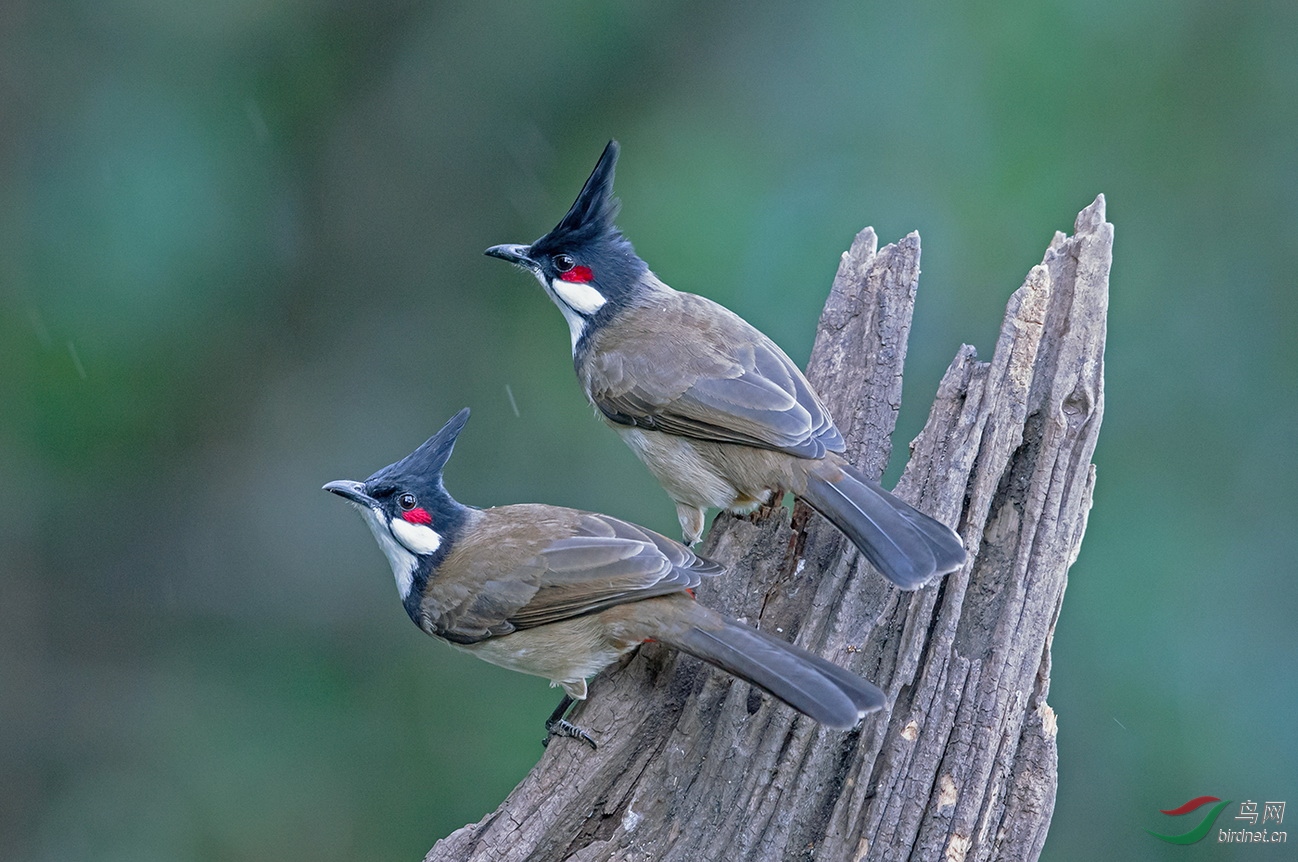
[582, 292, 843, 458]
[427, 509, 720, 642]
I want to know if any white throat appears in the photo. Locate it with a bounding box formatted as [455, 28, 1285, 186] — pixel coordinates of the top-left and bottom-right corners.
[357, 506, 441, 602]
[540, 275, 607, 352]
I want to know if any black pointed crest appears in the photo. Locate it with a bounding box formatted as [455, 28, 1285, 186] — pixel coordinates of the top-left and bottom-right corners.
[533, 140, 622, 253]
[368, 408, 470, 488]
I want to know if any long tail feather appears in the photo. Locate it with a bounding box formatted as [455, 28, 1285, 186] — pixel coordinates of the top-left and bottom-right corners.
[659, 606, 884, 729]
[801, 462, 965, 589]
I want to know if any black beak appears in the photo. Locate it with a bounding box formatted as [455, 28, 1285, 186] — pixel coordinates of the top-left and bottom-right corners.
[323, 479, 376, 507]
[484, 244, 536, 268]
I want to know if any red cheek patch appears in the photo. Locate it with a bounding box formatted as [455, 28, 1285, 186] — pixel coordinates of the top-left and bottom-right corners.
[559, 265, 594, 283]
[402, 507, 433, 525]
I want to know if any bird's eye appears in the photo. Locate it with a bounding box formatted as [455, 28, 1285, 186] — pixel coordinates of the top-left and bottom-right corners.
[553, 254, 575, 273]
[398, 493, 417, 510]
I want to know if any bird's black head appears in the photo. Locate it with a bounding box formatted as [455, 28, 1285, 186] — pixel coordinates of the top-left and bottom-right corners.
[324, 408, 473, 621]
[485, 141, 650, 350]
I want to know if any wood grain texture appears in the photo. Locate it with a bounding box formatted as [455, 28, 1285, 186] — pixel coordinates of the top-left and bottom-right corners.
[426, 196, 1110, 862]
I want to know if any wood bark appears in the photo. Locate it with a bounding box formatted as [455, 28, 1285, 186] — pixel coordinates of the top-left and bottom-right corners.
[426, 196, 1111, 862]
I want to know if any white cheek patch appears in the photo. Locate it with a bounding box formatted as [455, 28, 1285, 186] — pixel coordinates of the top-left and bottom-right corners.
[545, 278, 607, 352]
[390, 517, 444, 556]
[550, 278, 608, 316]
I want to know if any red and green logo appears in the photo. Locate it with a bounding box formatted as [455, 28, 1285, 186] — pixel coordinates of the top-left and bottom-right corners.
[1147, 796, 1232, 844]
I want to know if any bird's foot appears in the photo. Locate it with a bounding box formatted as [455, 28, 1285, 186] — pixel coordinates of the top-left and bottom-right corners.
[543, 717, 597, 750]
[542, 693, 597, 749]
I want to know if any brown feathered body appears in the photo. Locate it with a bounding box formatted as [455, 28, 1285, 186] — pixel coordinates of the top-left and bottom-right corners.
[328, 410, 887, 732]
[485, 140, 965, 588]
[420, 504, 712, 700]
[578, 278, 839, 541]
[573, 278, 965, 590]
[378, 495, 883, 728]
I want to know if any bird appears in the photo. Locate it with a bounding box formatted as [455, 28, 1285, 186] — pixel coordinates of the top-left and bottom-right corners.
[484, 141, 966, 590]
[323, 408, 886, 745]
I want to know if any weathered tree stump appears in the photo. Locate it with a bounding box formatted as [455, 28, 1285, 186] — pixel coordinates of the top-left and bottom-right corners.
[427, 196, 1110, 862]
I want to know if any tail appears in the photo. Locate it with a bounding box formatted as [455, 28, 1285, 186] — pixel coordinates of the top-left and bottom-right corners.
[657, 603, 885, 729]
[801, 459, 966, 590]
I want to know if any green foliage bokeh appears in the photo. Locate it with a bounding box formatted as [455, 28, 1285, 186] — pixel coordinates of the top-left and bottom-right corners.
[3, 1, 1295, 859]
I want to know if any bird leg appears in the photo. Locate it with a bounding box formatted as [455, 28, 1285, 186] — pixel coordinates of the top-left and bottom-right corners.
[542, 694, 597, 749]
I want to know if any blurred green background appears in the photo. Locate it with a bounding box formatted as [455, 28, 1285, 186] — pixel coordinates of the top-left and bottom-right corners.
[3, 1, 1295, 859]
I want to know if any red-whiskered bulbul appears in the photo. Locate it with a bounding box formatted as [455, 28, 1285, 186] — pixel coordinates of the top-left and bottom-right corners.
[485, 141, 966, 589]
[324, 408, 885, 745]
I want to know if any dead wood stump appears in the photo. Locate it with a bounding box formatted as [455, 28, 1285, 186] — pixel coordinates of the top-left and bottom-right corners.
[427, 195, 1111, 862]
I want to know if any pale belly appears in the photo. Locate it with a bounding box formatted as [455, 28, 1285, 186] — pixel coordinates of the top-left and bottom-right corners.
[615, 426, 743, 509]
[452, 618, 633, 700]
[613, 425, 798, 509]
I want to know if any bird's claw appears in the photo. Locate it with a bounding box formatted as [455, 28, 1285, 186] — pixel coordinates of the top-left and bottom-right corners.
[543, 718, 597, 750]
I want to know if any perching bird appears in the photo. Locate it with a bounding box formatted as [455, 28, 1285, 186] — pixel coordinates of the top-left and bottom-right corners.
[485, 141, 965, 589]
[324, 408, 885, 745]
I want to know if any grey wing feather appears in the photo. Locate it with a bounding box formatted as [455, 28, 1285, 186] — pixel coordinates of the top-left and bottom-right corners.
[510, 513, 718, 628]
[679, 341, 843, 456]
[429, 571, 541, 644]
[567, 512, 722, 575]
[586, 298, 843, 458]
